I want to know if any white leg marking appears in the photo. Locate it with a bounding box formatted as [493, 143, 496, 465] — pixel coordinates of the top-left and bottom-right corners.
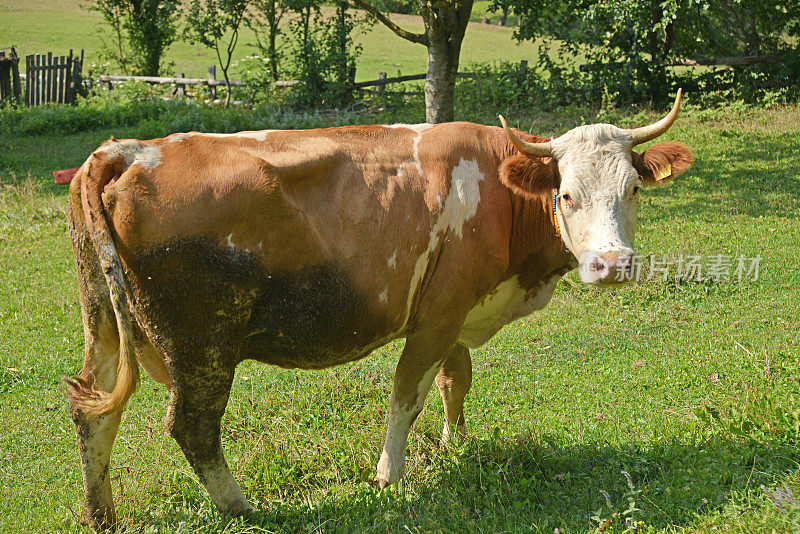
[387, 250, 397, 270]
[199, 462, 254, 514]
[376, 363, 441, 485]
[441, 421, 467, 443]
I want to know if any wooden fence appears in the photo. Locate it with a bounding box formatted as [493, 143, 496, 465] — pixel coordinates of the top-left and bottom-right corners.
[579, 54, 784, 72]
[98, 66, 481, 97]
[25, 50, 83, 106]
[0, 48, 22, 102]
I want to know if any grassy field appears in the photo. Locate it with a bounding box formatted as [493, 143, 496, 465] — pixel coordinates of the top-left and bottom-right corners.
[1, 100, 800, 533]
[1, 0, 539, 81]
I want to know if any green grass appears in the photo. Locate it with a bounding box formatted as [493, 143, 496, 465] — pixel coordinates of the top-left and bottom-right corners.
[2, 0, 540, 81]
[1, 102, 800, 533]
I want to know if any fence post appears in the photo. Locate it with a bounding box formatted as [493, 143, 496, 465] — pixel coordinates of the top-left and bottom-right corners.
[25, 55, 31, 106]
[10, 47, 21, 102]
[46, 52, 53, 103]
[35, 54, 41, 105]
[176, 72, 186, 97]
[65, 49, 73, 103]
[376, 71, 387, 94]
[207, 65, 217, 99]
[58, 55, 66, 103]
[70, 50, 83, 103]
[0, 52, 10, 101]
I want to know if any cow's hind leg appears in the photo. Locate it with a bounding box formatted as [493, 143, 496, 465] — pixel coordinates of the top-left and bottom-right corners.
[164, 352, 253, 516]
[68, 319, 125, 529]
[435, 343, 472, 443]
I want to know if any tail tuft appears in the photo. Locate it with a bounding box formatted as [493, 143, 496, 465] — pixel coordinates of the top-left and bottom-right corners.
[68, 149, 140, 416]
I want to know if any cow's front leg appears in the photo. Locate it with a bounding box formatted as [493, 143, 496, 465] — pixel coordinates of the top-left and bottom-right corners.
[375, 329, 456, 488]
[436, 343, 472, 443]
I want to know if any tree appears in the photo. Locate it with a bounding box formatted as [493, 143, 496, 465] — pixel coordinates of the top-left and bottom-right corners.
[497, 0, 800, 104]
[351, 0, 474, 123]
[283, 0, 364, 108]
[185, 0, 252, 107]
[85, 0, 181, 76]
[249, 0, 289, 81]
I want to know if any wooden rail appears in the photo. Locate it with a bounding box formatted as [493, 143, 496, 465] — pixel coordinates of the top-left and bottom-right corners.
[98, 69, 479, 93]
[580, 54, 785, 72]
[666, 55, 782, 67]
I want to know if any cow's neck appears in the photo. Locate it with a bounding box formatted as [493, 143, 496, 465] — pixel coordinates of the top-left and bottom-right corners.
[494, 133, 576, 289]
[505, 191, 575, 289]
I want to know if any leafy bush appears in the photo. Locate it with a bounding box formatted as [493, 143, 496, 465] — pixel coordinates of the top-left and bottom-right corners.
[284, 3, 366, 109]
[83, 0, 181, 76]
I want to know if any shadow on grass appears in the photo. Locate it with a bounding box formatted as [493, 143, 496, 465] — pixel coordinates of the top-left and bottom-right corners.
[215, 433, 800, 532]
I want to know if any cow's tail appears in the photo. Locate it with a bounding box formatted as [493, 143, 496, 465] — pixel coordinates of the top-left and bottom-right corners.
[65, 147, 140, 416]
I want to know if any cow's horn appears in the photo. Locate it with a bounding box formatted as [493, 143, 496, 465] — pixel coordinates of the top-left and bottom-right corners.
[499, 115, 552, 157]
[629, 89, 683, 146]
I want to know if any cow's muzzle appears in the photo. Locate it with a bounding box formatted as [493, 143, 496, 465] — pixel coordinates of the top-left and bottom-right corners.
[578, 250, 637, 286]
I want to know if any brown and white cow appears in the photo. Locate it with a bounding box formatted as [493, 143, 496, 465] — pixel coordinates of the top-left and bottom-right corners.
[66, 91, 692, 528]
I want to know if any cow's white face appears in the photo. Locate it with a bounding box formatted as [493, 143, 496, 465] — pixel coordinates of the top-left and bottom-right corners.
[551, 125, 640, 285]
[499, 91, 693, 286]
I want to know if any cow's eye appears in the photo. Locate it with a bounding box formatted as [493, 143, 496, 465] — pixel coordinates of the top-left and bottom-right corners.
[561, 193, 572, 203]
[632, 185, 641, 195]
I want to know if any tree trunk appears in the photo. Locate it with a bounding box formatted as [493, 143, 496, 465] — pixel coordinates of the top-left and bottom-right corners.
[418, 0, 473, 123]
[424, 41, 460, 123]
[499, 6, 508, 26]
[265, 1, 280, 80]
[268, 24, 278, 80]
[353, 0, 474, 122]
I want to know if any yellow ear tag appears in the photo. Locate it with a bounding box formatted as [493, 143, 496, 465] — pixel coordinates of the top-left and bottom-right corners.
[655, 163, 672, 181]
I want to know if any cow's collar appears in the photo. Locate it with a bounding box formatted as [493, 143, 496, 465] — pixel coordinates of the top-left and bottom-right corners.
[552, 188, 569, 251]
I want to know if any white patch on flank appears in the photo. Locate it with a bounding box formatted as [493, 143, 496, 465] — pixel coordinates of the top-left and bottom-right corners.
[403, 159, 484, 325]
[379, 288, 388, 304]
[446, 158, 484, 237]
[226, 233, 235, 250]
[387, 250, 397, 270]
[458, 276, 561, 348]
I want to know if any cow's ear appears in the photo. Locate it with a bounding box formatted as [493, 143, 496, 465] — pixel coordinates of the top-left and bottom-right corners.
[499, 154, 558, 199]
[632, 141, 693, 185]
